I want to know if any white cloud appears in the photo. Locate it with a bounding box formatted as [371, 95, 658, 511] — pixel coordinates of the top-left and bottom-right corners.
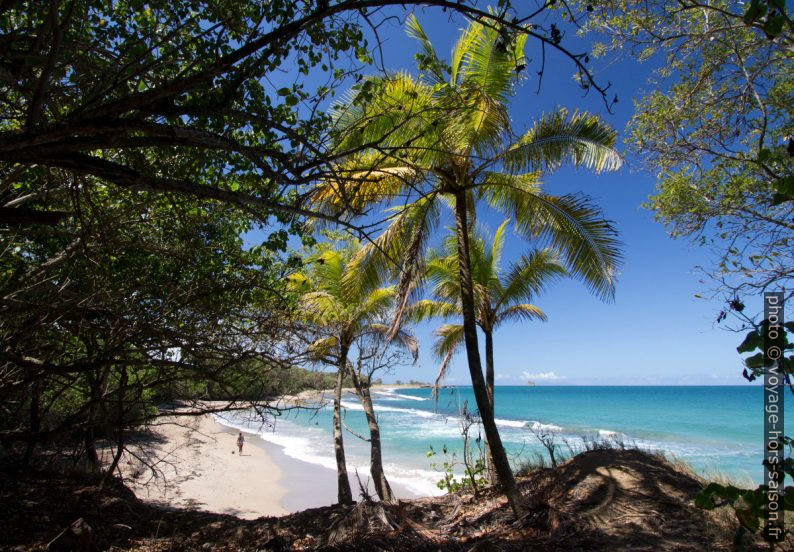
[495, 373, 510, 381]
[521, 371, 567, 381]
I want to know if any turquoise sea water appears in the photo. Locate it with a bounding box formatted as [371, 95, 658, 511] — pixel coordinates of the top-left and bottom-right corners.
[216, 386, 791, 496]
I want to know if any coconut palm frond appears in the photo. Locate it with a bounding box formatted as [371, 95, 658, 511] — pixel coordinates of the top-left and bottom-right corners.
[495, 249, 566, 310]
[406, 14, 448, 87]
[458, 21, 517, 104]
[489, 218, 510, 277]
[307, 335, 340, 360]
[342, 195, 438, 301]
[433, 323, 464, 360]
[300, 291, 344, 324]
[430, 323, 464, 403]
[502, 108, 622, 175]
[406, 298, 461, 323]
[450, 18, 482, 86]
[483, 172, 622, 301]
[493, 303, 547, 326]
[352, 286, 396, 326]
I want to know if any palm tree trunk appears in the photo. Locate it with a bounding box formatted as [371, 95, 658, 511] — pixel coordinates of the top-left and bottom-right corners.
[485, 330, 495, 408]
[484, 329, 497, 485]
[454, 190, 522, 517]
[334, 343, 354, 505]
[354, 377, 394, 502]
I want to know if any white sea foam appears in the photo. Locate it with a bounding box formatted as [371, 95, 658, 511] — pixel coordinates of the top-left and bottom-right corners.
[527, 420, 564, 432]
[495, 418, 526, 429]
[340, 400, 436, 418]
[374, 389, 426, 401]
[216, 412, 445, 498]
[383, 464, 445, 497]
[214, 414, 340, 471]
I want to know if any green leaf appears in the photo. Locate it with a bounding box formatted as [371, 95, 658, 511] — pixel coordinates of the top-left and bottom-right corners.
[764, 15, 785, 38]
[745, 352, 774, 369]
[737, 330, 761, 353]
[744, 0, 766, 24]
[277, 87, 291, 96]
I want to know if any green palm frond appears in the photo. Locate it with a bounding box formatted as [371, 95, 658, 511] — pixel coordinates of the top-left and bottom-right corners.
[494, 303, 547, 326]
[307, 335, 339, 360]
[451, 93, 510, 158]
[495, 249, 566, 310]
[311, 154, 419, 220]
[502, 108, 622, 175]
[285, 272, 312, 292]
[483, 172, 622, 301]
[488, 218, 510, 278]
[330, 72, 443, 168]
[344, 195, 441, 335]
[431, 322, 464, 402]
[433, 323, 464, 359]
[406, 298, 461, 322]
[406, 14, 448, 87]
[300, 291, 344, 324]
[352, 286, 396, 326]
[424, 252, 461, 304]
[450, 20, 480, 87]
[457, 21, 516, 104]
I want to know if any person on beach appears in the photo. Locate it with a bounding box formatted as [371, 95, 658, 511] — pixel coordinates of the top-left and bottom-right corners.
[237, 432, 244, 455]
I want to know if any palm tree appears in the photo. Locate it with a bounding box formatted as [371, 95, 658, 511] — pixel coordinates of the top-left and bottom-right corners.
[413, 220, 566, 404]
[289, 240, 417, 503]
[310, 15, 622, 514]
[410, 220, 566, 481]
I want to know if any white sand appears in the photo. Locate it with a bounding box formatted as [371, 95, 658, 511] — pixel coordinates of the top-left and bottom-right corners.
[119, 414, 286, 519]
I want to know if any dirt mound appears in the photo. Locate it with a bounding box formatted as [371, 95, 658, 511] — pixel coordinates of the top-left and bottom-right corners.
[0, 449, 778, 551]
[526, 449, 725, 551]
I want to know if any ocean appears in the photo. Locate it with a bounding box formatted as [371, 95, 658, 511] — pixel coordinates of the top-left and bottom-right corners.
[215, 385, 791, 497]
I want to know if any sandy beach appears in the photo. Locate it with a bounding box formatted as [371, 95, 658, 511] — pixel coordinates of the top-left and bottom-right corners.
[120, 414, 287, 519]
[117, 409, 420, 519]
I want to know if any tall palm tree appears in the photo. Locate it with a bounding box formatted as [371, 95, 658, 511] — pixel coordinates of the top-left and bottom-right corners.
[411, 220, 566, 481]
[289, 240, 417, 503]
[310, 15, 622, 514]
[412, 219, 566, 405]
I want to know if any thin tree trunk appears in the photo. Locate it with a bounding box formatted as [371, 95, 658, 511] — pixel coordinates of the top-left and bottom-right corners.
[102, 367, 127, 488]
[454, 190, 522, 517]
[350, 370, 394, 502]
[333, 343, 354, 505]
[84, 374, 99, 470]
[484, 329, 497, 485]
[22, 381, 41, 466]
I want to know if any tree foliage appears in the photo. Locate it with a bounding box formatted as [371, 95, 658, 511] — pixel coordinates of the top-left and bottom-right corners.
[579, 0, 793, 305]
[0, 182, 298, 468]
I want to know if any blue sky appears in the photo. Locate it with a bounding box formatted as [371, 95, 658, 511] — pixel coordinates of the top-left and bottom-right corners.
[251, 8, 750, 385]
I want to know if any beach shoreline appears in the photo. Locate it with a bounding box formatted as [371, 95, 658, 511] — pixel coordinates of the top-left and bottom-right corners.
[117, 407, 421, 519]
[213, 411, 422, 512]
[118, 413, 287, 519]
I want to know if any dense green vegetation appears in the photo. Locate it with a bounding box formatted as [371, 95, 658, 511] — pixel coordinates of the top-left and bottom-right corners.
[581, 0, 793, 314]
